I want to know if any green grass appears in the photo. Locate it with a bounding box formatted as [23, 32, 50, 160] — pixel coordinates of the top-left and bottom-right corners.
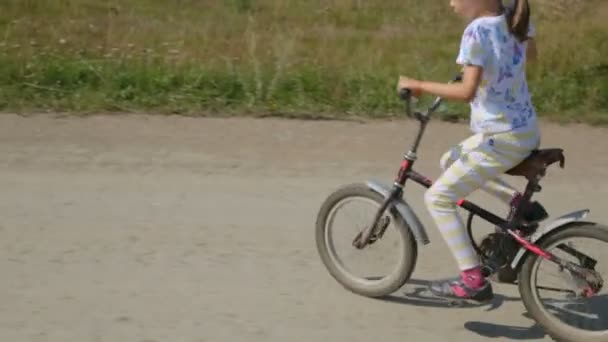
[1, 0, 607, 123]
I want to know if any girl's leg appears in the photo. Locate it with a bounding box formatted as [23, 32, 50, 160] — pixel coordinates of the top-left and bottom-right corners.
[440, 137, 520, 204]
[481, 177, 519, 204]
[479, 129, 541, 204]
[425, 130, 538, 300]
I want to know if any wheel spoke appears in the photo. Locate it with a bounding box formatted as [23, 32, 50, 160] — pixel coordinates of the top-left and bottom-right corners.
[535, 285, 576, 295]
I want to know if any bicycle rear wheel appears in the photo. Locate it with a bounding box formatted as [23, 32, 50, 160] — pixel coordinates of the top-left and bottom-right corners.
[518, 223, 608, 342]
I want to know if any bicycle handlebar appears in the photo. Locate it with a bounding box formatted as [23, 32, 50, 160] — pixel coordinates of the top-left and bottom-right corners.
[399, 72, 463, 121]
[398, 88, 412, 101]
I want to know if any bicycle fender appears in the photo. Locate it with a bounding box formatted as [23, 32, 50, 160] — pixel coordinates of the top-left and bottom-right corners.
[509, 209, 591, 269]
[366, 180, 430, 245]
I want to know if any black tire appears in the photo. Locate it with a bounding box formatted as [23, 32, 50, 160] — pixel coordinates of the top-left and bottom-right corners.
[518, 223, 608, 342]
[315, 183, 418, 298]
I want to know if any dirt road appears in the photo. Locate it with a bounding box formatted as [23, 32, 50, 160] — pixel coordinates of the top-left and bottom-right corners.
[1, 114, 607, 342]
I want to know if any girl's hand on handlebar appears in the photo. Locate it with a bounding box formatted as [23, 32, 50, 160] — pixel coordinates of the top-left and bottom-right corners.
[397, 76, 423, 98]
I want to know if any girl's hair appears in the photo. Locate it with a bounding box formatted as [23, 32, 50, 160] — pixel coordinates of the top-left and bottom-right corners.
[504, 0, 531, 42]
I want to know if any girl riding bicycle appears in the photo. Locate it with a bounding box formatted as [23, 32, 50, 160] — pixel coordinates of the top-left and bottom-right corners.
[398, 0, 541, 301]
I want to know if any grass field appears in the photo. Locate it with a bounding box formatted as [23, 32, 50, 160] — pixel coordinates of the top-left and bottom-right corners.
[1, 0, 606, 123]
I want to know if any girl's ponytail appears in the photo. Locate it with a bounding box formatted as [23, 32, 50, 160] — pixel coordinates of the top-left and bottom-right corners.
[505, 0, 531, 42]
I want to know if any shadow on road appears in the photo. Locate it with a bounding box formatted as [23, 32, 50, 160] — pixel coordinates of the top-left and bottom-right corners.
[379, 278, 608, 340]
[464, 320, 545, 340]
[377, 278, 521, 311]
[376, 279, 548, 339]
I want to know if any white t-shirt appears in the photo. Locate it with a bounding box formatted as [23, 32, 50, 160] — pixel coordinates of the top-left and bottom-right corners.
[456, 14, 538, 134]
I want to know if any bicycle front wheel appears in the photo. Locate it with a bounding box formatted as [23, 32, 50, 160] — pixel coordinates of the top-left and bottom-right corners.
[315, 183, 418, 298]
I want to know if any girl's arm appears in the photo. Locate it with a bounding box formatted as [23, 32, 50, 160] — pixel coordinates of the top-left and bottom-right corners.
[398, 64, 483, 103]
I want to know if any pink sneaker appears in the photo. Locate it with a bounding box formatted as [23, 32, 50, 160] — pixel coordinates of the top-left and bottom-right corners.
[429, 268, 494, 302]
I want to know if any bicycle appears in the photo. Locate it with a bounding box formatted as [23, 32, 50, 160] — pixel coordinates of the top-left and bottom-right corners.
[315, 74, 607, 342]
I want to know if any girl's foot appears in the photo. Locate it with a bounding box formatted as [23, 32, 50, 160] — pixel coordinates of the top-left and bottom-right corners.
[429, 267, 494, 302]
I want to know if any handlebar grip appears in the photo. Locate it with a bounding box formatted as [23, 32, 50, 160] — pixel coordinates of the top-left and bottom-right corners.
[453, 72, 463, 83]
[399, 88, 412, 101]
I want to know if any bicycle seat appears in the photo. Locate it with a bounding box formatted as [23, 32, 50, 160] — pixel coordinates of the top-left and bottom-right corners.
[506, 148, 565, 180]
